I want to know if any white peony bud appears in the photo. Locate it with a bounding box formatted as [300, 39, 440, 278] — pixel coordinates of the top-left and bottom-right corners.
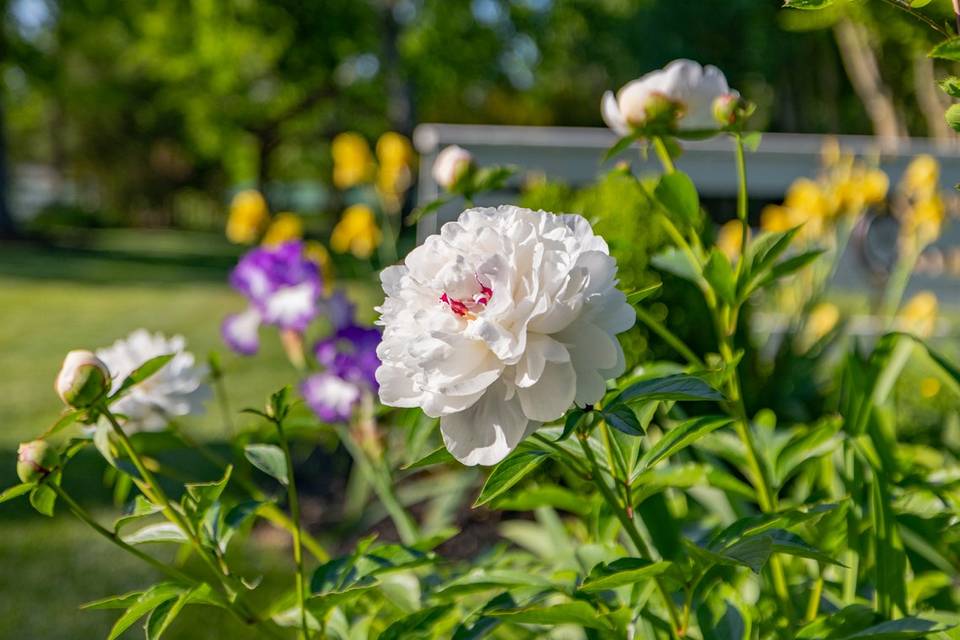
[55, 350, 110, 408]
[431, 145, 473, 190]
[17, 440, 60, 483]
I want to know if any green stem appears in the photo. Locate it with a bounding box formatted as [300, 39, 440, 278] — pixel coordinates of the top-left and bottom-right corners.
[530, 433, 590, 478]
[171, 426, 329, 562]
[212, 371, 235, 438]
[733, 133, 750, 278]
[652, 136, 676, 173]
[577, 434, 683, 638]
[634, 305, 704, 367]
[879, 246, 920, 324]
[805, 575, 824, 622]
[275, 419, 310, 640]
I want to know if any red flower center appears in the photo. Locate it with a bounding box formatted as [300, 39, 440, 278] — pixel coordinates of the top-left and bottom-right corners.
[441, 275, 493, 317]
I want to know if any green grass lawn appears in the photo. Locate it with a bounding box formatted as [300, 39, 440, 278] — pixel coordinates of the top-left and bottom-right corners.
[0, 230, 379, 639]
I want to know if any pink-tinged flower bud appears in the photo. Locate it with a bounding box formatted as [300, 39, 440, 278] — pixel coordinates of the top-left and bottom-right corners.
[55, 350, 110, 408]
[713, 93, 751, 127]
[617, 87, 684, 130]
[17, 440, 60, 483]
[432, 145, 473, 190]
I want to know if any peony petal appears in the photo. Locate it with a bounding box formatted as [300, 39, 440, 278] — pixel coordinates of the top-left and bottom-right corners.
[440, 381, 531, 466]
[601, 90, 629, 136]
[514, 333, 569, 388]
[517, 360, 577, 423]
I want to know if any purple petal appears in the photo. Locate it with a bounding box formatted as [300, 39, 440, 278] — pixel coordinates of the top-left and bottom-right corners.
[301, 372, 361, 423]
[222, 307, 262, 355]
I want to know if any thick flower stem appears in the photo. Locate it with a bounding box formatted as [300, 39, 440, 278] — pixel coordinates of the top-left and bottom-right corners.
[652, 136, 676, 174]
[577, 433, 683, 638]
[733, 134, 750, 274]
[275, 418, 310, 640]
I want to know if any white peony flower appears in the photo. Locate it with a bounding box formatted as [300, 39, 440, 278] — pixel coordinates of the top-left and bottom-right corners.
[602, 59, 737, 135]
[96, 329, 211, 431]
[432, 145, 474, 190]
[376, 206, 635, 466]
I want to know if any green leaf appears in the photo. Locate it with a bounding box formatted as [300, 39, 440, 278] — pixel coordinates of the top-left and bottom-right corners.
[839, 617, 953, 639]
[403, 446, 455, 470]
[743, 227, 799, 281]
[579, 558, 672, 592]
[123, 523, 189, 545]
[42, 409, 84, 438]
[946, 103, 960, 133]
[613, 374, 724, 405]
[0, 482, 36, 504]
[742, 131, 763, 152]
[909, 0, 933, 6]
[639, 416, 733, 470]
[107, 583, 184, 640]
[470, 165, 516, 193]
[184, 465, 233, 516]
[797, 605, 878, 639]
[930, 37, 960, 62]
[625, 282, 662, 306]
[114, 495, 163, 532]
[407, 196, 452, 226]
[758, 249, 824, 288]
[603, 134, 638, 162]
[244, 443, 289, 485]
[145, 589, 192, 640]
[493, 485, 592, 516]
[111, 354, 174, 399]
[81, 590, 145, 610]
[490, 601, 613, 631]
[474, 450, 551, 507]
[783, 0, 834, 8]
[602, 404, 644, 437]
[556, 407, 586, 442]
[938, 76, 960, 98]
[29, 481, 57, 517]
[380, 605, 455, 640]
[651, 247, 701, 283]
[654, 171, 700, 227]
[767, 529, 842, 566]
[719, 534, 774, 573]
[704, 249, 737, 304]
[698, 597, 751, 640]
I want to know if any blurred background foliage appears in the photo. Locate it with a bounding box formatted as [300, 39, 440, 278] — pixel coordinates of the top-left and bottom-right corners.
[2, 0, 960, 234]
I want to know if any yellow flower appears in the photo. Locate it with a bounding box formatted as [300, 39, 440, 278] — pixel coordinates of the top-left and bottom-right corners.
[821, 137, 841, 168]
[919, 376, 941, 399]
[903, 154, 939, 197]
[760, 205, 794, 233]
[262, 212, 304, 246]
[226, 189, 268, 244]
[304, 240, 334, 287]
[716, 219, 746, 261]
[331, 204, 382, 259]
[799, 302, 840, 350]
[898, 291, 938, 338]
[785, 178, 829, 219]
[903, 195, 945, 246]
[864, 169, 889, 205]
[376, 132, 414, 169]
[332, 132, 374, 190]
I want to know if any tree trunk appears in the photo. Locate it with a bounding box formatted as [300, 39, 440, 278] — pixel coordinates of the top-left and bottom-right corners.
[0, 98, 18, 239]
[913, 54, 954, 143]
[833, 18, 907, 149]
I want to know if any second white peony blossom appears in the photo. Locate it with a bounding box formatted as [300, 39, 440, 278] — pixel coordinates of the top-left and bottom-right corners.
[376, 206, 635, 466]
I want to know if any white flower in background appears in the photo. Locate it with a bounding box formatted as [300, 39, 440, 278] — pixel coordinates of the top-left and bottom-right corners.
[96, 330, 211, 431]
[376, 205, 635, 466]
[602, 59, 737, 135]
[432, 145, 474, 190]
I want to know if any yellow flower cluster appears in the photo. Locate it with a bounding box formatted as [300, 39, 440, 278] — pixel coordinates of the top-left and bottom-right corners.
[376, 132, 415, 213]
[760, 141, 888, 243]
[332, 133, 376, 190]
[331, 204, 382, 259]
[897, 290, 938, 339]
[897, 155, 945, 249]
[226, 190, 269, 244]
[716, 219, 747, 261]
[332, 131, 415, 203]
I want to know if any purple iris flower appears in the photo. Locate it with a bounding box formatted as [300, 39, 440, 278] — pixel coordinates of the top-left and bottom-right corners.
[221, 241, 322, 355]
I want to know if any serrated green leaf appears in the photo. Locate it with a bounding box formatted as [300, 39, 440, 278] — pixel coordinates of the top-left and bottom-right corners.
[655, 171, 701, 227]
[244, 443, 288, 485]
[579, 558, 672, 592]
[639, 416, 733, 470]
[474, 450, 551, 507]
